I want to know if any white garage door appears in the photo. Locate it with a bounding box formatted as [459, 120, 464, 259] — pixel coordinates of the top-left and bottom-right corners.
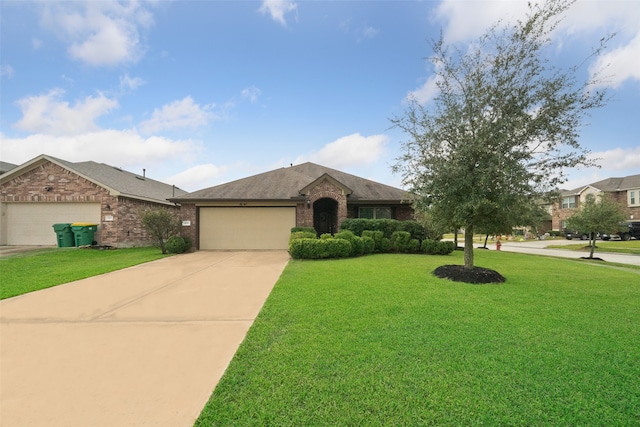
[200, 207, 296, 250]
[5, 203, 101, 245]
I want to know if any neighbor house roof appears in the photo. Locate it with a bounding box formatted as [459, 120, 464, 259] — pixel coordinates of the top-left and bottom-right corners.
[0, 161, 19, 175]
[171, 162, 412, 203]
[0, 154, 187, 205]
[559, 173, 640, 197]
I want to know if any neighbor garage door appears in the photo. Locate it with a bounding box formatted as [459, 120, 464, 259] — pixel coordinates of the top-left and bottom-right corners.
[200, 207, 296, 250]
[5, 203, 101, 245]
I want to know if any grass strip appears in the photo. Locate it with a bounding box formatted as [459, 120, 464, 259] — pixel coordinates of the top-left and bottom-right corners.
[0, 247, 168, 299]
[547, 240, 640, 255]
[196, 251, 640, 426]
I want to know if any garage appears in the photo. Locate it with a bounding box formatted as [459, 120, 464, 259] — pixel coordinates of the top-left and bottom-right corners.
[199, 207, 296, 250]
[4, 203, 100, 245]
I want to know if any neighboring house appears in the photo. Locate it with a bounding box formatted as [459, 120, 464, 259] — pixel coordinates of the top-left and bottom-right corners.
[170, 162, 414, 250]
[552, 174, 640, 230]
[0, 154, 187, 247]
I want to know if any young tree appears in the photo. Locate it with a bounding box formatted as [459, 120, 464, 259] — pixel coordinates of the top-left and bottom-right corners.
[141, 208, 181, 254]
[392, 0, 610, 272]
[566, 194, 625, 258]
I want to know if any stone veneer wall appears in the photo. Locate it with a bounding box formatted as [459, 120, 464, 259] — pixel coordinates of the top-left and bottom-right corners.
[306, 179, 348, 228]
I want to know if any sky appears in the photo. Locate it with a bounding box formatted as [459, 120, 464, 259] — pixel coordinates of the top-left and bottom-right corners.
[1, 0, 639, 193]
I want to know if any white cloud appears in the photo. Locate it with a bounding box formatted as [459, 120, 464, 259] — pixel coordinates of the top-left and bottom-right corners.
[562, 146, 640, 190]
[139, 96, 216, 134]
[408, 74, 440, 104]
[259, 0, 297, 27]
[14, 88, 118, 136]
[119, 73, 146, 91]
[0, 64, 14, 79]
[591, 146, 640, 171]
[297, 133, 389, 169]
[241, 86, 262, 103]
[163, 163, 229, 192]
[0, 130, 200, 170]
[434, 0, 528, 44]
[359, 26, 379, 41]
[589, 32, 640, 89]
[431, 0, 640, 89]
[40, 1, 154, 66]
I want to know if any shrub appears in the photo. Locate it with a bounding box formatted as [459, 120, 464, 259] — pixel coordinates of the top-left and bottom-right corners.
[334, 230, 364, 256]
[291, 227, 316, 234]
[361, 236, 375, 254]
[327, 238, 352, 258]
[289, 237, 351, 259]
[339, 219, 371, 236]
[290, 231, 316, 242]
[140, 208, 181, 254]
[391, 231, 412, 253]
[398, 220, 427, 241]
[320, 233, 333, 239]
[166, 235, 192, 254]
[421, 240, 455, 255]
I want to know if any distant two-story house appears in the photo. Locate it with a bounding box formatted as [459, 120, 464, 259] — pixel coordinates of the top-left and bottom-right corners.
[552, 174, 640, 231]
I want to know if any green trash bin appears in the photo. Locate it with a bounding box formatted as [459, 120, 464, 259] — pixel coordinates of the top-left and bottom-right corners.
[52, 223, 75, 248]
[71, 223, 98, 246]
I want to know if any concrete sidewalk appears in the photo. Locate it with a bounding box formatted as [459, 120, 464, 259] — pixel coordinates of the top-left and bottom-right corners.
[0, 251, 290, 427]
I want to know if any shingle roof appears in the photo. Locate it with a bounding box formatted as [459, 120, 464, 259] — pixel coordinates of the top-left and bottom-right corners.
[0, 154, 187, 205]
[0, 161, 18, 175]
[172, 162, 412, 203]
[590, 174, 640, 192]
[559, 174, 640, 196]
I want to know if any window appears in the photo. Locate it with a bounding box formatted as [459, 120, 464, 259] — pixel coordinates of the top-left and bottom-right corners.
[561, 220, 567, 229]
[629, 190, 639, 207]
[359, 207, 391, 219]
[561, 196, 576, 209]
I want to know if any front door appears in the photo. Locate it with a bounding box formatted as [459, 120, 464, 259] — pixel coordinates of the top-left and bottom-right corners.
[313, 198, 338, 236]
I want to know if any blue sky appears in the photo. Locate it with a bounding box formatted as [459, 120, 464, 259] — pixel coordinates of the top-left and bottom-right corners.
[1, 0, 639, 192]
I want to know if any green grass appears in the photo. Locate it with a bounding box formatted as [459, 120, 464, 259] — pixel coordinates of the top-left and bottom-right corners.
[547, 240, 640, 255]
[0, 247, 169, 299]
[195, 251, 640, 426]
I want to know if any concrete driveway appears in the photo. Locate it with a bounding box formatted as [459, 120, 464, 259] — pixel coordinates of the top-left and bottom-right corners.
[0, 250, 290, 427]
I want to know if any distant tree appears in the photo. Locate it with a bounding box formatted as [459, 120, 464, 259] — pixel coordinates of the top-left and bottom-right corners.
[392, 0, 611, 272]
[141, 208, 181, 254]
[566, 194, 625, 258]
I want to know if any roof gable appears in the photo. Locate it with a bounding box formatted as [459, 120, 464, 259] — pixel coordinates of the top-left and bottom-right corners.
[299, 173, 353, 197]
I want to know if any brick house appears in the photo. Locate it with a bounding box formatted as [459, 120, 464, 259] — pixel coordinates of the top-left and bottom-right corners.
[170, 162, 414, 250]
[551, 174, 640, 230]
[0, 154, 187, 247]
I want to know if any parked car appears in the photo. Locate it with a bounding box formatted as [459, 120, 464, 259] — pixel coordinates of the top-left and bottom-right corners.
[564, 229, 589, 240]
[616, 221, 640, 241]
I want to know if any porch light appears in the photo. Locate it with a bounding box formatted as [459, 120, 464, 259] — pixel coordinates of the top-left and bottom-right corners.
[306, 199, 311, 208]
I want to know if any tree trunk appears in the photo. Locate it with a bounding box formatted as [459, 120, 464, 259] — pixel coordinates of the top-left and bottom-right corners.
[454, 230, 458, 248]
[589, 232, 595, 258]
[483, 234, 489, 249]
[464, 224, 474, 269]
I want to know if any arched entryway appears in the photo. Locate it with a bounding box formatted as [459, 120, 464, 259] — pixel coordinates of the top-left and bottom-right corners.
[313, 198, 338, 236]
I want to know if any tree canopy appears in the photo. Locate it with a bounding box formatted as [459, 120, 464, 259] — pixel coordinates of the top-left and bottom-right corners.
[392, 0, 610, 271]
[566, 193, 625, 258]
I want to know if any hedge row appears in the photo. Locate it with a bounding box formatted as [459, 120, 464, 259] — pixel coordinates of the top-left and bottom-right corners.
[289, 229, 454, 259]
[340, 218, 426, 241]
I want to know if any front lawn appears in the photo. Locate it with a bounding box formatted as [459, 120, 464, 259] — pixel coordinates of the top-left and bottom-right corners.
[0, 247, 169, 299]
[196, 251, 640, 426]
[547, 240, 640, 255]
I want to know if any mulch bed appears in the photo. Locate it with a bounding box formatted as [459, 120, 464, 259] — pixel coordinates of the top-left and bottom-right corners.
[433, 265, 506, 284]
